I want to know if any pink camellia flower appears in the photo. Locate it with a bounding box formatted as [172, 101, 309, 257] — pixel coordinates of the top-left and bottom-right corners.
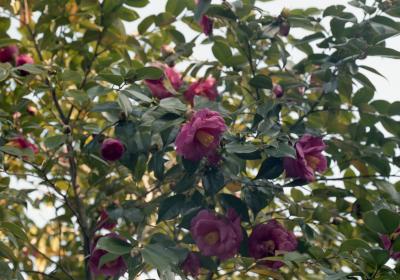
[175, 108, 226, 162]
[0, 45, 18, 63]
[190, 209, 243, 260]
[249, 219, 298, 269]
[283, 134, 327, 182]
[10, 136, 39, 154]
[89, 233, 127, 277]
[181, 252, 201, 277]
[200, 15, 213, 36]
[184, 77, 218, 105]
[144, 66, 182, 99]
[380, 227, 400, 260]
[96, 209, 117, 231]
[273, 84, 284, 98]
[16, 54, 34, 76]
[16, 54, 34, 66]
[100, 138, 125, 161]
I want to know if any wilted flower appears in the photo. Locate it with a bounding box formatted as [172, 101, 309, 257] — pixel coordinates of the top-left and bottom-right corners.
[96, 209, 117, 231]
[181, 252, 201, 277]
[9, 136, 39, 154]
[380, 227, 400, 260]
[200, 15, 213, 36]
[273, 84, 284, 98]
[283, 134, 327, 182]
[0, 45, 18, 63]
[145, 66, 182, 99]
[249, 220, 297, 269]
[184, 77, 218, 105]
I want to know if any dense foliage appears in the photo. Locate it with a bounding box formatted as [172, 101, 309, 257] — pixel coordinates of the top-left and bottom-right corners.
[0, 0, 400, 279]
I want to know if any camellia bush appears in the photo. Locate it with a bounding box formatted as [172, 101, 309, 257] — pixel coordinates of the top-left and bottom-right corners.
[1, 0, 400, 279]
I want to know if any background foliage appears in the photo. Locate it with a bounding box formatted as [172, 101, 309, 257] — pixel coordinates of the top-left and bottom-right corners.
[0, 0, 400, 279]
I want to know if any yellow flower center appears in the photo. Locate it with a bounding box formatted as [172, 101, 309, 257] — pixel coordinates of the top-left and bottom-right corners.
[196, 131, 214, 147]
[204, 231, 219, 245]
[305, 155, 320, 170]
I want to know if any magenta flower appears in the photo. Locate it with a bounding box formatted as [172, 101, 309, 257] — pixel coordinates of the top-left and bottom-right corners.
[89, 233, 127, 277]
[249, 220, 298, 269]
[181, 252, 201, 277]
[175, 108, 226, 162]
[144, 66, 182, 99]
[283, 134, 327, 182]
[16, 54, 34, 66]
[380, 227, 400, 260]
[200, 15, 213, 36]
[10, 136, 39, 154]
[279, 22, 290, 36]
[16, 54, 34, 76]
[190, 209, 243, 260]
[184, 77, 218, 105]
[0, 45, 18, 63]
[96, 210, 117, 231]
[100, 138, 125, 161]
[273, 84, 284, 98]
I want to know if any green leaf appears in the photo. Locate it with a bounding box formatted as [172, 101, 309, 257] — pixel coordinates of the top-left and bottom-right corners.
[202, 168, 225, 196]
[339, 239, 370, 252]
[353, 87, 374, 106]
[0, 63, 11, 82]
[159, 97, 187, 113]
[15, 64, 46, 75]
[378, 209, 400, 233]
[141, 243, 187, 271]
[249, 74, 273, 89]
[44, 135, 66, 149]
[313, 206, 331, 223]
[118, 6, 139, 21]
[368, 46, 400, 59]
[118, 93, 133, 115]
[376, 180, 400, 205]
[225, 142, 258, 154]
[219, 194, 250, 222]
[363, 211, 386, 233]
[242, 187, 274, 217]
[0, 17, 10, 33]
[371, 249, 390, 267]
[212, 41, 232, 65]
[166, 0, 185, 16]
[124, 0, 149, 7]
[0, 146, 23, 157]
[0, 241, 16, 261]
[121, 89, 152, 103]
[0, 38, 19, 48]
[136, 66, 164, 80]
[98, 253, 120, 268]
[157, 194, 186, 222]
[0, 222, 28, 241]
[96, 237, 132, 255]
[256, 157, 284, 180]
[138, 15, 155, 34]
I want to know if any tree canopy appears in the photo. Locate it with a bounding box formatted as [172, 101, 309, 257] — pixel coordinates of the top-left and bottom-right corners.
[0, 0, 400, 279]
